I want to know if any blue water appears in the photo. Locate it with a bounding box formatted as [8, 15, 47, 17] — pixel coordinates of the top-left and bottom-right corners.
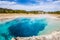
[0, 18, 47, 40]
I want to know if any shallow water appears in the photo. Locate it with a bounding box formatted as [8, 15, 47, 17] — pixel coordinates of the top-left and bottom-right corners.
[39, 17, 60, 35]
[0, 17, 47, 40]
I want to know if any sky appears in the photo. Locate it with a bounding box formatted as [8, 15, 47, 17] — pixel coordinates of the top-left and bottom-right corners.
[0, 0, 60, 12]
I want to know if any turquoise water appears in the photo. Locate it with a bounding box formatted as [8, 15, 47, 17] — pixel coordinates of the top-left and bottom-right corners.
[0, 17, 47, 40]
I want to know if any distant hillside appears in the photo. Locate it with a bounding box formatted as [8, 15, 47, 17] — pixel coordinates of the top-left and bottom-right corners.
[0, 8, 60, 14]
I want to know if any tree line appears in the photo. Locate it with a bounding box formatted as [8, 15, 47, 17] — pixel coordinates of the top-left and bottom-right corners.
[0, 8, 60, 14]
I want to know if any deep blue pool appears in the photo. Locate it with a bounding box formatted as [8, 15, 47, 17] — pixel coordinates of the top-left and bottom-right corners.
[0, 17, 47, 40]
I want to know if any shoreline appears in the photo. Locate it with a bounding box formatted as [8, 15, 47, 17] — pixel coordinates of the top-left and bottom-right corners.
[0, 14, 60, 23]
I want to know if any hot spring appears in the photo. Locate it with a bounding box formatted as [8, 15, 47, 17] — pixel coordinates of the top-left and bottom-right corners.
[0, 15, 60, 40]
[0, 17, 47, 40]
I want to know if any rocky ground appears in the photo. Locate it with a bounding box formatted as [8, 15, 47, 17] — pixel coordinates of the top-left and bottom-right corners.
[11, 31, 60, 40]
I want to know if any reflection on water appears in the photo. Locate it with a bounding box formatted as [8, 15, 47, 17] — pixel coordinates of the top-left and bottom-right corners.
[0, 17, 47, 40]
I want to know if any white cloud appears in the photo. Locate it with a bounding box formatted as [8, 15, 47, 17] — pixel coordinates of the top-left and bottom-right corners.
[0, 1, 60, 12]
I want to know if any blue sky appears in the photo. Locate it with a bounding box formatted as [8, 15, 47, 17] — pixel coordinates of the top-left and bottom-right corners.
[0, 0, 60, 11]
[0, 0, 57, 5]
